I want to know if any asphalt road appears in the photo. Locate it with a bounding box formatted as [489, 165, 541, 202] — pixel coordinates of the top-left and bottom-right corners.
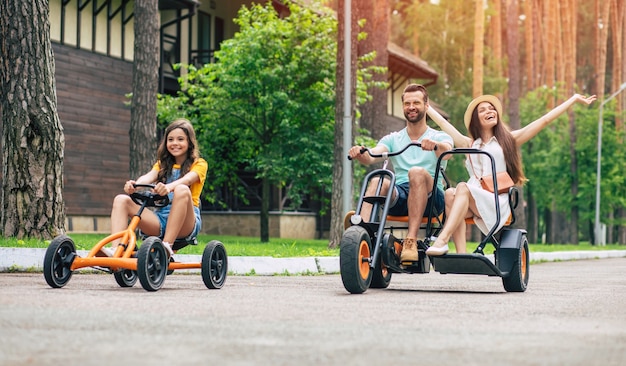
[1, 258, 625, 366]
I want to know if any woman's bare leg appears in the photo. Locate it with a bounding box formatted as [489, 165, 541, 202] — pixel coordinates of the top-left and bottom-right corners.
[432, 183, 477, 251]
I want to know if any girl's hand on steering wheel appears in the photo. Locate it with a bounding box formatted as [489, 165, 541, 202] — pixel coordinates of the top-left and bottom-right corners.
[153, 182, 170, 196]
[124, 180, 137, 194]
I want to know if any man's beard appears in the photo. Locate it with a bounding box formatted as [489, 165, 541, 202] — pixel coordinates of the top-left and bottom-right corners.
[405, 110, 425, 123]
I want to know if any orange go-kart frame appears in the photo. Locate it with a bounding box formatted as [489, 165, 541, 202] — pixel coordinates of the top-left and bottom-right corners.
[43, 184, 228, 291]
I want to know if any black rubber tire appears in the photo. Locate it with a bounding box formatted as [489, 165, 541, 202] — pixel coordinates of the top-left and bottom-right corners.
[136, 237, 168, 292]
[340, 226, 373, 294]
[502, 234, 529, 292]
[201, 240, 228, 289]
[370, 257, 392, 289]
[114, 269, 138, 287]
[43, 235, 76, 288]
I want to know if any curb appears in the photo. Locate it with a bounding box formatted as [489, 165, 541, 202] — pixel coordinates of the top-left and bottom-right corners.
[1, 248, 625, 275]
[0, 248, 340, 275]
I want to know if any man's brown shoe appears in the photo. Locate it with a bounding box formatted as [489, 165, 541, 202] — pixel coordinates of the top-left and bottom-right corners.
[400, 237, 418, 262]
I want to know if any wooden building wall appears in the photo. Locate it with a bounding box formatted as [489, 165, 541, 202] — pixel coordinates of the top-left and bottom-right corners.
[54, 43, 133, 216]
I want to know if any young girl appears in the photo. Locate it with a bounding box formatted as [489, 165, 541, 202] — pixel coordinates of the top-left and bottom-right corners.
[103, 118, 207, 257]
[425, 94, 596, 255]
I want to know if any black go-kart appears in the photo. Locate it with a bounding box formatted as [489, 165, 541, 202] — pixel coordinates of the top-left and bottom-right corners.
[340, 141, 529, 294]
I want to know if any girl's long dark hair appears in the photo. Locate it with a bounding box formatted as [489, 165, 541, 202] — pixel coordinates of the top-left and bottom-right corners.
[468, 107, 526, 185]
[156, 118, 199, 183]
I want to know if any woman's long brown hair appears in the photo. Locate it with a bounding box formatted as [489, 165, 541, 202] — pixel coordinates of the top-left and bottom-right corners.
[468, 107, 527, 185]
[156, 118, 199, 183]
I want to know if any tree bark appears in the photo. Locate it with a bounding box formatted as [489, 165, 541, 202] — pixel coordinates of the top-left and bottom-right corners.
[261, 176, 270, 242]
[491, 0, 503, 76]
[130, 0, 160, 180]
[329, 0, 358, 248]
[472, 0, 484, 97]
[358, 0, 389, 142]
[506, 0, 527, 231]
[523, 0, 534, 92]
[0, 0, 66, 239]
[564, 0, 579, 244]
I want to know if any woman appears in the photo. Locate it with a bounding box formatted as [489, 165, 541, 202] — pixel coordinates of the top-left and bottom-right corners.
[102, 118, 207, 257]
[425, 94, 596, 255]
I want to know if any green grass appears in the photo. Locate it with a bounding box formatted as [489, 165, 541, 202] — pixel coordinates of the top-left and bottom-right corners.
[0, 234, 340, 257]
[1, 234, 624, 257]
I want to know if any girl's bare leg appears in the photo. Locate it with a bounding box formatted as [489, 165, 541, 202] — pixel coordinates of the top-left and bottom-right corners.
[162, 185, 196, 246]
[109, 194, 160, 249]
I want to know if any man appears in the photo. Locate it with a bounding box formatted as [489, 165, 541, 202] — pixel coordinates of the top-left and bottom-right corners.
[348, 84, 453, 263]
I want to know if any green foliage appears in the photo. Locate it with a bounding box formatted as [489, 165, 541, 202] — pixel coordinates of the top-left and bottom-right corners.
[520, 86, 626, 228]
[158, 1, 337, 211]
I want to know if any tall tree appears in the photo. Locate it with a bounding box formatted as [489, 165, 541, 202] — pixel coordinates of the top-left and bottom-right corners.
[491, 0, 503, 76]
[329, 0, 358, 248]
[0, 0, 65, 239]
[358, 0, 390, 142]
[472, 0, 484, 97]
[506, 0, 527, 234]
[160, 1, 337, 243]
[563, 0, 580, 244]
[130, 0, 160, 179]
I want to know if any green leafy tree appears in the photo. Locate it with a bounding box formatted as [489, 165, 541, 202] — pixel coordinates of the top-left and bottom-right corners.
[159, 1, 337, 242]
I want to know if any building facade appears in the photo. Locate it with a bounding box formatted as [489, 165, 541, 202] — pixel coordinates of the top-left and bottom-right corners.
[42, 0, 438, 238]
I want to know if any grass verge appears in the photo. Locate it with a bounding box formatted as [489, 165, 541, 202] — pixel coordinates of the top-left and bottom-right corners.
[0, 234, 624, 257]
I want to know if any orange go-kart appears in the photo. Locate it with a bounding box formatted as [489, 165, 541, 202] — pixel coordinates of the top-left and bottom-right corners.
[43, 184, 228, 291]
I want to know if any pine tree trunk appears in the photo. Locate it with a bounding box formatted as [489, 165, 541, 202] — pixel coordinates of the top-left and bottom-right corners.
[130, 0, 160, 179]
[358, 0, 389, 142]
[329, 0, 358, 248]
[260, 176, 269, 242]
[0, 0, 66, 239]
[543, 0, 557, 107]
[491, 0, 503, 76]
[506, 0, 527, 231]
[472, 0, 484, 97]
[563, 0, 579, 244]
[523, 0, 534, 92]
[527, 190, 538, 244]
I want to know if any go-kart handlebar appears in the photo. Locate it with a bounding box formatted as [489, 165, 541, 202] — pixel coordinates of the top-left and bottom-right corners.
[130, 183, 170, 208]
[348, 141, 436, 160]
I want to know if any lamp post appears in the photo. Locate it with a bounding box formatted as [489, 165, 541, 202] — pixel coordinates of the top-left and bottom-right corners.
[595, 82, 626, 245]
[342, 0, 352, 216]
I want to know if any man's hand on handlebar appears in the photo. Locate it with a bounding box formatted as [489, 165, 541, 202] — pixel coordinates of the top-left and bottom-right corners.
[348, 145, 368, 161]
[420, 138, 438, 151]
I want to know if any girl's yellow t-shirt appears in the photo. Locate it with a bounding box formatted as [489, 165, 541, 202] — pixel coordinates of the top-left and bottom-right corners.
[152, 158, 207, 207]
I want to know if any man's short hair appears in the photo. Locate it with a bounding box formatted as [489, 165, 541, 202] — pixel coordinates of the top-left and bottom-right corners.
[401, 84, 429, 103]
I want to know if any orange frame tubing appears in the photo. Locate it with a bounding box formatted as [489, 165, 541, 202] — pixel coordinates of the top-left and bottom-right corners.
[69, 215, 203, 271]
[70, 216, 142, 272]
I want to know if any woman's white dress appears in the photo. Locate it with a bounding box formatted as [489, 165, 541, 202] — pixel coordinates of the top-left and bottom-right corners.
[464, 137, 512, 235]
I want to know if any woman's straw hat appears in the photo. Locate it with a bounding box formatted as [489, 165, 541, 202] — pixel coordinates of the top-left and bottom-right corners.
[464, 95, 503, 131]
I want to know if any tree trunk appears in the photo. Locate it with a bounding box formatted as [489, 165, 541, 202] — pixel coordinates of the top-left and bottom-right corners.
[543, 0, 557, 107]
[506, 0, 527, 231]
[472, 0, 484, 97]
[596, 0, 611, 100]
[358, 0, 389, 142]
[260, 176, 270, 242]
[329, 0, 358, 248]
[527, 190, 538, 244]
[563, 0, 579, 244]
[612, 0, 626, 244]
[523, 0, 534, 92]
[130, 0, 160, 179]
[491, 0, 503, 76]
[0, 0, 66, 239]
